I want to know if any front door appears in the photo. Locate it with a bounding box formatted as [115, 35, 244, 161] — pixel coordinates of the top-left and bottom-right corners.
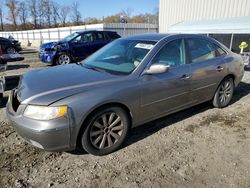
[70, 32, 94, 60]
[140, 39, 192, 122]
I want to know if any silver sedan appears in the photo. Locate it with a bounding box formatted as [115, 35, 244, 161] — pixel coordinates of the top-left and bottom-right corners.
[6, 34, 244, 155]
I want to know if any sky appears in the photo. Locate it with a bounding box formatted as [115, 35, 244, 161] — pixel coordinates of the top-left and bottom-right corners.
[55, 0, 159, 19]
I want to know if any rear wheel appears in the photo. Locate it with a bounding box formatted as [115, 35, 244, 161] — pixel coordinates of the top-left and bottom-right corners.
[56, 53, 71, 65]
[80, 107, 130, 156]
[212, 77, 234, 108]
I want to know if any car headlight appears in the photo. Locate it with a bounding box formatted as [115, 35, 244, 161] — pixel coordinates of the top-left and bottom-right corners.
[23, 105, 68, 120]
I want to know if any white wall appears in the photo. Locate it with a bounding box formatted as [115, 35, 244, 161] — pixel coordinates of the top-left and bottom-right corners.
[159, 0, 250, 33]
[0, 23, 158, 48]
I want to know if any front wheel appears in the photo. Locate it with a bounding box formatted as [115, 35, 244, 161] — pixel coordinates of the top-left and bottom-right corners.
[80, 107, 130, 156]
[56, 53, 71, 65]
[212, 77, 234, 108]
[6, 47, 17, 54]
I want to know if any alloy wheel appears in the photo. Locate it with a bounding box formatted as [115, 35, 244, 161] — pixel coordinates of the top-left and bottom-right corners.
[90, 112, 124, 149]
[58, 54, 70, 65]
[6, 47, 17, 54]
[218, 80, 233, 106]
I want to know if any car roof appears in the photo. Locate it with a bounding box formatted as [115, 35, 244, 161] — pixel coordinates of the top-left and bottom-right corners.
[76, 30, 117, 34]
[123, 33, 170, 42]
[0, 37, 9, 41]
[122, 33, 221, 43]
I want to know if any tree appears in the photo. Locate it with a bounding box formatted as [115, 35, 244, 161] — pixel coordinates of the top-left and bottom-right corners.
[6, 0, 19, 30]
[59, 5, 70, 27]
[71, 1, 81, 25]
[51, 1, 59, 27]
[104, 14, 120, 23]
[84, 17, 99, 25]
[30, 0, 38, 28]
[121, 8, 134, 18]
[42, 0, 52, 28]
[18, 1, 28, 29]
[0, 3, 4, 30]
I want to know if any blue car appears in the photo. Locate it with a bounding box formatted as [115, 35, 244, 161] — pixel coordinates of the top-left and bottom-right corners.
[39, 30, 120, 65]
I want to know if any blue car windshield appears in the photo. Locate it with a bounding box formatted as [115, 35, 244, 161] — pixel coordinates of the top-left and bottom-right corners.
[60, 32, 79, 42]
[83, 39, 156, 75]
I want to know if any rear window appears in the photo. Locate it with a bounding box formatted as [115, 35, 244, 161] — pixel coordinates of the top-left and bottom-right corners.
[187, 38, 219, 63]
[95, 32, 105, 40]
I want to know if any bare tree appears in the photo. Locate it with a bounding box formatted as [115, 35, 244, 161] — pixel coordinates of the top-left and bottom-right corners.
[0, 3, 4, 30]
[30, 0, 38, 28]
[42, 0, 52, 28]
[51, 1, 59, 27]
[59, 5, 70, 27]
[121, 8, 134, 18]
[71, 1, 81, 25]
[18, 1, 28, 29]
[6, 0, 19, 30]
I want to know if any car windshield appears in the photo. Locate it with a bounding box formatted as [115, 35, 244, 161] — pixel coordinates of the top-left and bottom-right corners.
[60, 32, 79, 42]
[83, 39, 156, 75]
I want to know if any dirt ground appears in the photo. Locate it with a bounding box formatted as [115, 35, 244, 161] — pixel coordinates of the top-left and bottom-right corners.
[0, 50, 250, 188]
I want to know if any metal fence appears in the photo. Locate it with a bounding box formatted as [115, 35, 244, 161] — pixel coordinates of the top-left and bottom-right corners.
[0, 23, 158, 47]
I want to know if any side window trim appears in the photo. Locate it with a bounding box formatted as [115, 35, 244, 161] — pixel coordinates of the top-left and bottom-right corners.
[213, 43, 228, 57]
[184, 38, 192, 64]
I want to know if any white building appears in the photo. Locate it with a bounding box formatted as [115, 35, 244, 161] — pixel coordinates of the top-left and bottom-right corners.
[159, 0, 250, 53]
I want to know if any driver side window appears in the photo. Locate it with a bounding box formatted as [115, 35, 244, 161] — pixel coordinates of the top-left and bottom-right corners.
[74, 33, 93, 43]
[152, 39, 186, 68]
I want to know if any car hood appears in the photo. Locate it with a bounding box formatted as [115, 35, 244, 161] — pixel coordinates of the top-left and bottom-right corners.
[17, 64, 119, 105]
[40, 41, 59, 49]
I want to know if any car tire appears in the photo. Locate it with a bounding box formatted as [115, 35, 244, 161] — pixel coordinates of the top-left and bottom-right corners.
[212, 77, 234, 108]
[80, 106, 130, 156]
[0, 93, 3, 108]
[56, 53, 71, 65]
[6, 47, 17, 54]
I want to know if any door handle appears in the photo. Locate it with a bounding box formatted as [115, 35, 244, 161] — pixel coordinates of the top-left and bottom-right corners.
[216, 66, 224, 72]
[180, 74, 191, 80]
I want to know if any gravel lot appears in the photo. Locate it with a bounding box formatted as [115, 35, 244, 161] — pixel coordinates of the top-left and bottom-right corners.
[0, 50, 250, 188]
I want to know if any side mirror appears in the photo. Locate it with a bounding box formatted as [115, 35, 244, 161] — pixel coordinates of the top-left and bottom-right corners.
[144, 64, 170, 75]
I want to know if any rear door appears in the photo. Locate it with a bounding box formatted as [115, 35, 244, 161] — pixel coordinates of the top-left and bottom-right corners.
[186, 38, 228, 103]
[140, 39, 192, 121]
[92, 31, 110, 50]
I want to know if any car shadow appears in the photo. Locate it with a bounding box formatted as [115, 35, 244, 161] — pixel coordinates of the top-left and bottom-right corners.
[123, 102, 211, 149]
[7, 64, 30, 70]
[230, 81, 250, 104]
[68, 81, 250, 156]
[0, 96, 8, 108]
[68, 102, 212, 156]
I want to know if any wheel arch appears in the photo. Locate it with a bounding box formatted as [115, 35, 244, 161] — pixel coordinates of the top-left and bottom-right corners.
[214, 74, 235, 95]
[53, 51, 73, 65]
[222, 74, 236, 86]
[76, 102, 133, 148]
